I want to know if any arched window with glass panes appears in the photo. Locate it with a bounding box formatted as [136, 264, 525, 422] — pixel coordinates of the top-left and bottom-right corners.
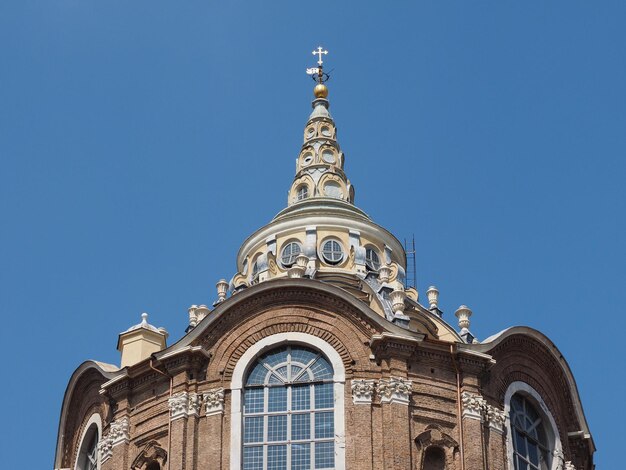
[242, 345, 335, 470]
[509, 394, 551, 470]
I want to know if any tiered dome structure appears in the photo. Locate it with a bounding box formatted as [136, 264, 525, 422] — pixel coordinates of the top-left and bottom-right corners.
[55, 52, 594, 470]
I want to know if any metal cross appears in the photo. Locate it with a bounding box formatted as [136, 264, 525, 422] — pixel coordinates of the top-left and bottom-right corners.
[312, 46, 328, 66]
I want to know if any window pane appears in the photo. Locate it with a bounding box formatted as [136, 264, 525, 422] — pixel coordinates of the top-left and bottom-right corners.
[291, 348, 318, 367]
[292, 385, 311, 411]
[268, 387, 287, 412]
[247, 363, 269, 385]
[314, 383, 334, 409]
[244, 388, 264, 414]
[315, 441, 335, 469]
[315, 412, 334, 439]
[292, 443, 311, 470]
[267, 445, 287, 470]
[263, 348, 288, 368]
[244, 417, 264, 444]
[292, 413, 311, 441]
[514, 429, 527, 455]
[268, 415, 287, 442]
[528, 442, 539, 465]
[243, 446, 263, 470]
[310, 358, 333, 380]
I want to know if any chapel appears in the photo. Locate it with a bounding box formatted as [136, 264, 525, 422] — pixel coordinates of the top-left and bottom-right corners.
[54, 50, 595, 470]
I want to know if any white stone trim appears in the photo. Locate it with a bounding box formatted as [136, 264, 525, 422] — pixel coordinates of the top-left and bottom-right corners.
[202, 388, 225, 416]
[377, 377, 412, 405]
[504, 381, 564, 470]
[461, 391, 486, 421]
[168, 392, 189, 421]
[230, 332, 346, 470]
[75, 413, 102, 470]
[351, 379, 375, 404]
[188, 392, 201, 417]
[97, 417, 129, 465]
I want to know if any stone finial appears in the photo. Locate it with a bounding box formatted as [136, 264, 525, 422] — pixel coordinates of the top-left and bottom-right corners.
[188, 305, 198, 328]
[216, 279, 229, 303]
[455, 305, 472, 330]
[378, 265, 392, 283]
[426, 286, 439, 310]
[288, 265, 306, 278]
[295, 254, 309, 269]
[389, 289, 407, 315]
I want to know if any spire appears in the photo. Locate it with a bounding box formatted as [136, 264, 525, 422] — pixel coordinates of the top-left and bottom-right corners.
[287, 47, 355, 206]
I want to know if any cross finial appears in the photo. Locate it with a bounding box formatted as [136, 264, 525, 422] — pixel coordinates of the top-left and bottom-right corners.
[312, 46, 328, 66]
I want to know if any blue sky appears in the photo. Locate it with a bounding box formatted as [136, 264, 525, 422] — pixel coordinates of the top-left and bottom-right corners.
[1, 1, 624, 467]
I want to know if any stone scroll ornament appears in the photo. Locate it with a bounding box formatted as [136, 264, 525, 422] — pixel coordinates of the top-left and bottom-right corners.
[351, 379, 375, 404]
[376, 377, 412, 405]
[98, 417, 130, 464]
[203, 388, 225, 416]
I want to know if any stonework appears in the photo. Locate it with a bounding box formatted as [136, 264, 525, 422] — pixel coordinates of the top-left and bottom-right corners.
[351, 379, 375, 404]
[54, 61, 594, 470]
[202, 388, 225, 416]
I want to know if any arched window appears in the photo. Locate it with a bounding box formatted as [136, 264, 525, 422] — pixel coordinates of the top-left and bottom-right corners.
[423, 446, 445, 470]
[510, 394, 550, 470]
[242, 345, 336, 470]
[296, 185, 309, 201]
[365, 247, 381, 271]
[76, 420, 100, 470]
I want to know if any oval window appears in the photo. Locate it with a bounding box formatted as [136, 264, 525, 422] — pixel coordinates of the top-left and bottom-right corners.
[322, 149, 335, 164]
[321, 126, 332, 137]
[296, 185, 309, 201]
[306, 127, 315, 139]
[302, 152, 313, 166]
[321, 239, 343, 264]
[280, 242, 302, 267]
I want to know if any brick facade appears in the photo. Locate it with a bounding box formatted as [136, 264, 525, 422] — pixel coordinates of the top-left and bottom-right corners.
[55, 281, 594, 470]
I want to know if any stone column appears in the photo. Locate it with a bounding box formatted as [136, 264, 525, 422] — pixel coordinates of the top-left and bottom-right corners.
[197, 388, 225, 470]
[486, 404, 507, 470]
[184, 392, 201, 470]
[377, 377, 413, 470]
[168, 392, 190, 470]
[98, 417, 130, 470]
[349, 379, 375, 470]
[460, 392, 487, 469]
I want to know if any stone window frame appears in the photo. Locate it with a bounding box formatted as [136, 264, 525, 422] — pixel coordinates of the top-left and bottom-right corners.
[75, 412, 102, 470]
[280, 240, 303, 268]
[504, 381, 563, 470]
[319, 238, 344, 265]
[230, 332, 346, 470]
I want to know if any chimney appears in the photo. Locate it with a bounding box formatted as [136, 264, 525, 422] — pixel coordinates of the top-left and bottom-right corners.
[117, 313, 168, 368]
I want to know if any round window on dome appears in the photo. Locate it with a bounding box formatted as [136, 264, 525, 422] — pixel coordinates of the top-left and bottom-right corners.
[321, 239, 344, 264]
[365, 247, 381, 271]
[302, 152, 313, 166]
[296, 185, 309, 201]
[306, 127, 315, 139]
[321, 126, 332, 137]
[322, 149, 336, 164]
[280, 242, 302, 267]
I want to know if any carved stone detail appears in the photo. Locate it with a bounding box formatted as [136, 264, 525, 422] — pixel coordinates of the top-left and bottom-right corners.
[168, 392, 189, 421]
[98, 417, 130, 464]
[377, 377, 412, 405]
[461, 392, 486, 421]
[188, 392, 201, 417]
[351, 379, 375, 404]
[564, 462, 577, 470]
[203, 388, 225, 416]
[131, 440, 168, 470]
[486, 404, 506, 434]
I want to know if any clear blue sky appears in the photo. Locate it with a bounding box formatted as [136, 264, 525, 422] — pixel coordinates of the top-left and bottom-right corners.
[1, 1, 624, 467]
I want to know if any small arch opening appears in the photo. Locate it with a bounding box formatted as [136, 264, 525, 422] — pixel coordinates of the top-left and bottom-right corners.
[423, 446, 445, 470]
